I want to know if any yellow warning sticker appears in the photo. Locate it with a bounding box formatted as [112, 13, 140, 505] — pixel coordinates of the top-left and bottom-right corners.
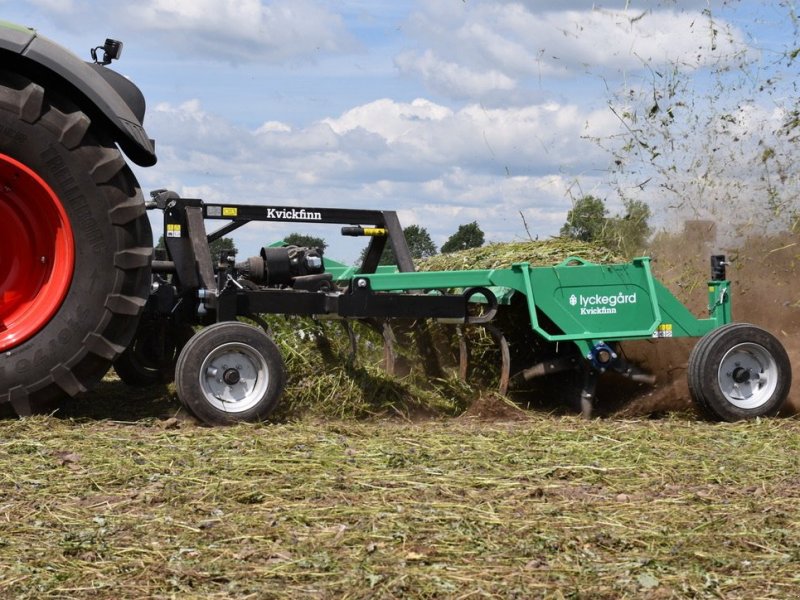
[222, 207, 238, 217]
[166, 223, 181, 238]
[652, 323, 673, 338]
[362, 228, 387, 236]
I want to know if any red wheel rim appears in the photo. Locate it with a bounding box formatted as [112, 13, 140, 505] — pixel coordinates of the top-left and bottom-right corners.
[0, 153, 75, 352]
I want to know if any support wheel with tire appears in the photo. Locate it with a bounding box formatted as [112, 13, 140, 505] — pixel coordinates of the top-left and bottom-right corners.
[688, 323, 791, 421]
[175, 322, 286, 425]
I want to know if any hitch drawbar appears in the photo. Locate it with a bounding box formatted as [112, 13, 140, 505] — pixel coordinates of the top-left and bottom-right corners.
[132, 191, 791, 426]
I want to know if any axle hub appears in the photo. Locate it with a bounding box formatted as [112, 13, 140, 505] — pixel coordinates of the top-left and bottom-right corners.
[223, 368, 241, 385]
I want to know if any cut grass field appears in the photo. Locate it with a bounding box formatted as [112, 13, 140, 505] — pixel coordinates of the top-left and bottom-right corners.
[2, 381, 800, 599]
[3, 232, 798, 598]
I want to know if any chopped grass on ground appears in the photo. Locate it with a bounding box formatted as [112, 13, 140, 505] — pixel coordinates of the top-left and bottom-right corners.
[2, 404, 800, 599]
[3, 236, 794, 598]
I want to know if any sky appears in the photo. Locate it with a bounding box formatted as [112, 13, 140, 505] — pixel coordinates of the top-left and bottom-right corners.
[2, 1, 795, 262]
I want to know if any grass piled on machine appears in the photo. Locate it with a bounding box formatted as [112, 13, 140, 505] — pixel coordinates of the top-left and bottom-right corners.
[269, 238, 625, 421]
[416, 238, 623, 272]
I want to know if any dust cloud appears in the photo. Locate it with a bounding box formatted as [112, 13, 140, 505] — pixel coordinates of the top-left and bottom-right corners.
[613, 221, 799, 417]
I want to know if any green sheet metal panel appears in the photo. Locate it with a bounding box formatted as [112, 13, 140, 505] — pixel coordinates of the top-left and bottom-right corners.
[523, 258, 661, 341]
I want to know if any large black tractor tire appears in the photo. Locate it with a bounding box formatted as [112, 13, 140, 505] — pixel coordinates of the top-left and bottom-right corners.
[688, 323, 791, 421]
[0, 72, 152, 415]
[114, 320, 195, 387]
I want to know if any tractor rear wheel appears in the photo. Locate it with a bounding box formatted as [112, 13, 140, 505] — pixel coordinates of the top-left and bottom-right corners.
[114, 320, 195, 387]
[0, 73, 152, 415]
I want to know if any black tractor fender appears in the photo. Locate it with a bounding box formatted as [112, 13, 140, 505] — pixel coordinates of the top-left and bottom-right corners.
[0, 21, 157, 167]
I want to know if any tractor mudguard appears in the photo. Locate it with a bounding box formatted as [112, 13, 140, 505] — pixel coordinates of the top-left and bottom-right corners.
[0, 20, 157, 167]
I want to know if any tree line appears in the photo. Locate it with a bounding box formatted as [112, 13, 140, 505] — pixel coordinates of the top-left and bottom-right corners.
[354, 221, 485, 265]
[559, 196, 651, 258]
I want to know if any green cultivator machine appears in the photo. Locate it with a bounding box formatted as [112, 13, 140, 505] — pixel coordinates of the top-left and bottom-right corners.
[132, 193, 789, 424]
[0, 23, 792, 425]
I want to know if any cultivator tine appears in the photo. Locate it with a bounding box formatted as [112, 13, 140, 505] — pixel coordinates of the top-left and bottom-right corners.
[457, 323, 511, 395]
[485, 324, 511, 396]
[576, 347, 655, 418]
[615, 360, 657, 385]
[249, 314, 272, 337]
[381, 321, 397, 375]
[516, 355, 581, 382]
[457, 326, 469, 381]
[341, 320, 358, 365]
[580, 369, 599, 419]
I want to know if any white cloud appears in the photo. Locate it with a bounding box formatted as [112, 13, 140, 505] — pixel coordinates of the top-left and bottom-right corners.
[395, 50, 517, 99]
[27, 0, 75, 13]
[400, 1, 750, 100]
[323, 98, 453, 143]
[7, 0, 794, 262]
[321, 98, 615, 177]
[255, 121, 292, 134]
[139, 96, 616, 260]
[129, 0, 356, 62]
[24, 0, 357, 64]
[149, 96, 614, 190]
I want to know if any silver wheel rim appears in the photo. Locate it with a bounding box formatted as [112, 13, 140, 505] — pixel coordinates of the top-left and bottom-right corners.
[717, 342, 778, 409]
[198, 341, 269, 413]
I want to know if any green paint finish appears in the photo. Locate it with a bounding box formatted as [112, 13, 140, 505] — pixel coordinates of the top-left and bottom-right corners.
[707, 280, 732, 326]
[511, 257, 663, 342]
[336, 256, 731, 345]
[325, 261, 398, 281]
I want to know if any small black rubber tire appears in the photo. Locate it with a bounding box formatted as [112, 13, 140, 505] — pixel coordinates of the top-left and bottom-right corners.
[114, 322, 195, 387]
[688, 323, 791, 421]
[175, 322, 286, 425]
[0, 72, 152, 415]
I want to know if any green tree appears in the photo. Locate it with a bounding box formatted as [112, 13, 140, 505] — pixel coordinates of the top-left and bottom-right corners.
[283, 232, 327, 251]
[402, 224, 437, 260]
[358, 224, 437, 266]
[209, 236, 238, 259]
[441, 221, 485, 253]
[560, 196, 651, 258]
[604, 199, 652, 258]
[559, 196, 607, 242]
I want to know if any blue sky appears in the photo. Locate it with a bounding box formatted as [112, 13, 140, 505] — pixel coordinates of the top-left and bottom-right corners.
[3, 1, 796, 261]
